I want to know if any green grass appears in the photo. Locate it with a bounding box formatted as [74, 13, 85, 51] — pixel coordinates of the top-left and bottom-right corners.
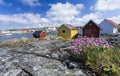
[73, 44, 120, 76]
[45, 36, 70, 41]
[0, 37, 39, 47]
[100, 34, 111, 38]
[87, 48, 120, 76]
[0, 36, 70, 47]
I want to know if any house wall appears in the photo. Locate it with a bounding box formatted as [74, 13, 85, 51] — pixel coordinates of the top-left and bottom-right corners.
[77, 27, 82, 36]
[113, 28, 118, 33]
[71, 29, 78, 38]
[57, 25, 71, 40]
[40, 32, 46, 39]
[82, 21, 100, 38]
[99, 20, 116, 34]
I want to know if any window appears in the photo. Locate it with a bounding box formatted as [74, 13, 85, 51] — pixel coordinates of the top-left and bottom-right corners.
[89, 23, 92, 25]
[62, 30, 66, 34]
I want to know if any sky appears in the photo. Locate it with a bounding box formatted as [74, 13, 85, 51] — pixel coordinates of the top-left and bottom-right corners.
[0, 0, 120, 30]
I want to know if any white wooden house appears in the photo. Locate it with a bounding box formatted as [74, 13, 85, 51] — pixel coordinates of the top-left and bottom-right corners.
[99, 19, 118, 34]
[76, 26, 83, 36]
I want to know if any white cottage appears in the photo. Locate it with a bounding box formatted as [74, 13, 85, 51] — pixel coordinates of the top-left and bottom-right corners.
[76, 26, 83, 36]
[99, 19, 118, 34]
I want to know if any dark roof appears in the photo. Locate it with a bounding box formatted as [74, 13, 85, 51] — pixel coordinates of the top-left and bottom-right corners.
[33, 31, 42, 35]
[83, 20, 100, 29]
[34, 31, 42, 33]
[62, 24, 76, 30]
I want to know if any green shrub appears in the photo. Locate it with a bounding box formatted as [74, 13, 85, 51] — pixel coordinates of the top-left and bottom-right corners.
[72, 38, 120, 76]
[101, 34, 111, 38]
[117, 27, 120, 32]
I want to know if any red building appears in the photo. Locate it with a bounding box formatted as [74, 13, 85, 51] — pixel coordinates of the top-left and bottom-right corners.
[33, 31, 46, 39]
[82, 20, 100, 38]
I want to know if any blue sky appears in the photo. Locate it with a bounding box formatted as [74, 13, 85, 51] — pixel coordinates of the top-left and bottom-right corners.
[0, 0, 120, 30]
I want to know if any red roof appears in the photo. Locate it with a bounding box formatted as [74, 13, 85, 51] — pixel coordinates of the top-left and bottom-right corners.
[107, 19, 118, 27]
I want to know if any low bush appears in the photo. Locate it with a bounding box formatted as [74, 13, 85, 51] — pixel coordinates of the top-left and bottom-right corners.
[101, 34, 111, 38]
[72, 37, 120, 76]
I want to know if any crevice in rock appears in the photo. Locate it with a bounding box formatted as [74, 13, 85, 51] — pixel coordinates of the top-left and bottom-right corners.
[10, 50, 61, 61]
[14, 62, 35, 76]
[19, 67, 33, 76]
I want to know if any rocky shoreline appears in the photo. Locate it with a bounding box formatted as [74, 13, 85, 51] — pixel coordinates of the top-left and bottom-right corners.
[0, 40, 95, 76]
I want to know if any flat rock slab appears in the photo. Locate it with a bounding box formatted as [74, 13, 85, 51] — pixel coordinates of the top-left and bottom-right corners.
[0, 40, 87, 76]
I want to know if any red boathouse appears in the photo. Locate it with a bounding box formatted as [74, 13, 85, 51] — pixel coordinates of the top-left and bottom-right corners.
[33, 31, 46, 39]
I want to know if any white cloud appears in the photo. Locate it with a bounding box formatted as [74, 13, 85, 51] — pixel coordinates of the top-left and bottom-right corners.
[90, 0, 120, 24]
[0, 14, 28, 24]
[81, 12, 102, 23]
[1, 2, 120, 30]
[108, 15, 120, 24]
[93, 0, 120, 11]
[46, 2, 107, 26]
[20, 0, 40, 7]
[0, 13, 49, 29]
[47, 2, 84, 25]
[71, 12, 102, 26]
[0, 2, 103, 29]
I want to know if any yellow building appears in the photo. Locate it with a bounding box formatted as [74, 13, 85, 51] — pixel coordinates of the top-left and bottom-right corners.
[57, 24, 78, 40]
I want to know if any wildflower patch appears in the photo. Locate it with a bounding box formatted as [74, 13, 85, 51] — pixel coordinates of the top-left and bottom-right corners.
[71, 37, 120, 76]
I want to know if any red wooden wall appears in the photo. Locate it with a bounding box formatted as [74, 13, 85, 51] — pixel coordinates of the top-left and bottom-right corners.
[82, 20, 100, 38]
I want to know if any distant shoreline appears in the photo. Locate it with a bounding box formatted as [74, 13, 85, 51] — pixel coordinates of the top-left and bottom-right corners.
[0, 33, 33, 41]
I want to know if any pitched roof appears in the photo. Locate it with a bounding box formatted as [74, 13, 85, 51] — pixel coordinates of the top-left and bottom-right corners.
[107, 19, 118, 27]
[33, 31, 42, 34]
[83, 19, 100, 29]
[62, 24, 76, 30]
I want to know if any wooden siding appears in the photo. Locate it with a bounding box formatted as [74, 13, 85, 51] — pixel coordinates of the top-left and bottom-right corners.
[33, 31, 46, 39]
[71, 29, 78, 38]
[82, 20, 100, 38]
[58, 25, 71, 40]
[40, 32, 46, 39]
[99, 19, 118, 34]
